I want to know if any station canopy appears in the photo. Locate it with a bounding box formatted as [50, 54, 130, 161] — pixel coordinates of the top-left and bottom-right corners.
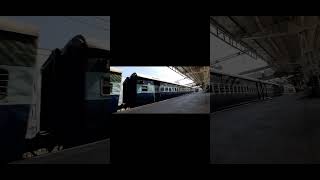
[168, 66, 210, 90]
[210, 16, 320, 82]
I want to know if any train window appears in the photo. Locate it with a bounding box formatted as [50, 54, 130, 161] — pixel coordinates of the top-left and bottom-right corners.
[0, 68, 8, 100]
[101, 77, 112, 96]
[234, 86, 237, 93]
[142, 85, 148, 92]
[110, 72, 122, 84]
[160, 87, 164, 92]
[165, 87, 168, 91]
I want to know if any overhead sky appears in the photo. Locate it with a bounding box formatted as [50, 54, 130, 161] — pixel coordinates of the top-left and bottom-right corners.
[210, 33, 273, 76]
[1, 16, 109, 50]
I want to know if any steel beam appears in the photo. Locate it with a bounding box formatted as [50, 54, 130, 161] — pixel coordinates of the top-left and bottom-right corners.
[210, 17, 258, 60]
[238, 65, 272, 75]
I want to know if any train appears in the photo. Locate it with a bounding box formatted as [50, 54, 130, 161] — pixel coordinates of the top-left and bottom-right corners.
[39, 35, 120, 148]
[122, 73, 194, 108]
[0, 19, 119, 162]
[211, 69, 283, 112]
[0, 18, 39, 162]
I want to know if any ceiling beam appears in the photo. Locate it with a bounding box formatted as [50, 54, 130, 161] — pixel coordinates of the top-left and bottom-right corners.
[241, 32, 289, 40]
[254, 16, 283, 56]
[227, 16, 279, 69]
[238, 65, 272, 75]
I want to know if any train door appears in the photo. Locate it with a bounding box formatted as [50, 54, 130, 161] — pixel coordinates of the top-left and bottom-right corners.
[84, 50, 112, 141]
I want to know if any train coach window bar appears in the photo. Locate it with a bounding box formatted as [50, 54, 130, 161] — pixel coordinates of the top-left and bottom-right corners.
[142, 85, 148, 92]
[101, 77, 112, 96]
[0, 68, 8, 100]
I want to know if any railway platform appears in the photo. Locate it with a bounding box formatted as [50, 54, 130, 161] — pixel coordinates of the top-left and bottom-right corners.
[211, 94, 320, 163]
[117, 92, 210, 114]
[11, 139, 110, 164]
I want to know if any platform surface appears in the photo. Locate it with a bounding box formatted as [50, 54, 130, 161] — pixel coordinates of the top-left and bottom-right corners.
[211, 94, 320, 164]
[117, 92, 210, 114]
[12, 139, 110, 164]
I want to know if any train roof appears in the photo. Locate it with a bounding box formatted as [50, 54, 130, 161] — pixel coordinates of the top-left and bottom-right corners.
[0, 17, 39, 37]
[133, 73, 192, 88]
[211, 69, 279, 86]
[110, 67, 122, 74]
[86, 38, 109, 51]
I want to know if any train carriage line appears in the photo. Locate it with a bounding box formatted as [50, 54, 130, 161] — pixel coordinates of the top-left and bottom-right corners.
[0, 18, 39, 162]
[211, 69, 285, 112]
[122, 73, 195, 109]
[0, 18, 119, 162]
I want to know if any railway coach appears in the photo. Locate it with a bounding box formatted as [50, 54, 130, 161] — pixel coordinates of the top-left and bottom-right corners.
[122, 73, 193, 108]
[211, 69, 282, 112]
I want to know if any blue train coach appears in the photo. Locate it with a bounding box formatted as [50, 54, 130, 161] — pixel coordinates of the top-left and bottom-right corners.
[122, 73, 193, 108]
[0, 18, 39, 162]
[211, 69, 283, 112]
[40, 35, 120, 147]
